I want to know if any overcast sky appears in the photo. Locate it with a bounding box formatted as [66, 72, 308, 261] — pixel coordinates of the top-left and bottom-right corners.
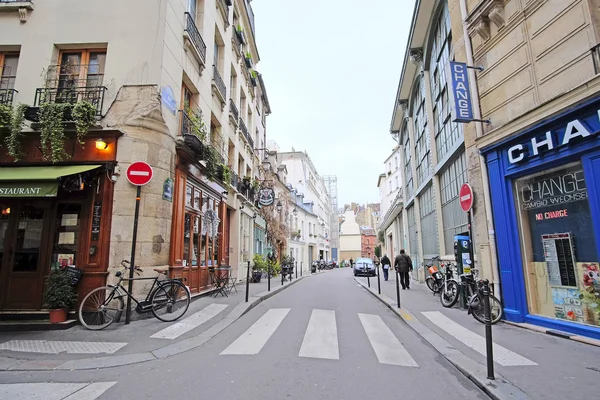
[252, 0, 414, 207]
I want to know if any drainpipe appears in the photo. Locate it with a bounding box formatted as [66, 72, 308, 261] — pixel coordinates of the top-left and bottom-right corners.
[459, 0, 501, 301]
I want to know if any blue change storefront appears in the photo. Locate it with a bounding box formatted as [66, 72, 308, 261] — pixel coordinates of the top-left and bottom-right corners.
[482, 96, 600, 340]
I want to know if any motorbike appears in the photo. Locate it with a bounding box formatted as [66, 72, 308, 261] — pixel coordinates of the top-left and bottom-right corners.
[425, 256, 443, 293]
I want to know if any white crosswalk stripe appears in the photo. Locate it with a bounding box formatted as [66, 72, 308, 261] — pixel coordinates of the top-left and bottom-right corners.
[220, 308, 290, 355]
[0, 382, 116, 400]
[358, 313, 418, 367]
[0, 340, 126, 354]
[299, 309, 339, 360]
[151, 303, 228, 339]
[421, 311, 537, 366]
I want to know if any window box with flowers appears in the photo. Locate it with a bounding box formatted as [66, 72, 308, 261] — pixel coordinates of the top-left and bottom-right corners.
[244, 53, 253, 69]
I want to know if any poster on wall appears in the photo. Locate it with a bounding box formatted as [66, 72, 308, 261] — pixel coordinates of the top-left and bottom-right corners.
[542, 233, 577, 287]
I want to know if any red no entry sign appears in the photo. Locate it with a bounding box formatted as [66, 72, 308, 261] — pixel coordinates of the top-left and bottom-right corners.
[459, 183, 474, 212]
[126, 161, 153, 186]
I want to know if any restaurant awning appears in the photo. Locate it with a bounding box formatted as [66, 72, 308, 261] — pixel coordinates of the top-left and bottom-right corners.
[0, 165, 102, 197]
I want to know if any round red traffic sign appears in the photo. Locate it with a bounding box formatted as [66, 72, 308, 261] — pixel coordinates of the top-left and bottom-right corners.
[459, 183, 474, 212]
[126, 161, 153, 186]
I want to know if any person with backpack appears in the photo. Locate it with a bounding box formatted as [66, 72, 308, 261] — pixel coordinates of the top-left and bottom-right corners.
[380, 254, 391, 281]
[394, 249, 413, 289]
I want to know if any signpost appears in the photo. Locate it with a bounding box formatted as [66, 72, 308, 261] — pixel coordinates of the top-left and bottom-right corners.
[459, 183, 475, 309]
[125, 162, 153, 324]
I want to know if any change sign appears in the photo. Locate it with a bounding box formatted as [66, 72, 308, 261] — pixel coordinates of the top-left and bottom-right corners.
[447, 61, 474, 123]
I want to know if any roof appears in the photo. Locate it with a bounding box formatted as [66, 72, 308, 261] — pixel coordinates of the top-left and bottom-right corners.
[360, 227, 376, 236]
[258, 73, 272, 114]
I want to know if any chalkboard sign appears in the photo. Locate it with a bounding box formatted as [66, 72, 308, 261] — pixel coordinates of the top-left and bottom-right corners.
[64, 266, 84, 286]
[91, 202, 101, 241]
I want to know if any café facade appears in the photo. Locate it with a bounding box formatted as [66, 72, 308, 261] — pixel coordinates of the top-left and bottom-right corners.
[481, 95, 600, 340]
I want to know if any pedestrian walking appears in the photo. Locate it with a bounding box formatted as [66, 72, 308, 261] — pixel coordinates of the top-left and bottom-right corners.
[394, 249, 413, 290]
[349, 257, 354, 268]
[380, 254, 391, 281]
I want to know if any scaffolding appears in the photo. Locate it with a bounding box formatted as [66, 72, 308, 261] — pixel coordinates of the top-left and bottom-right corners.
[323, 175, 339, 258]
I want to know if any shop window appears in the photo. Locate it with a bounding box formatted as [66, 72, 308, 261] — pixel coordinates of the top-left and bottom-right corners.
[52, 203, 82, 269]
[514, 162, 600, 326]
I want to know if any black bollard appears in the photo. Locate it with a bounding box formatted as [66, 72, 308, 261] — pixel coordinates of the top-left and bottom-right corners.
[367, 270, 371, 288]
[376, 263, 381, 295]
[268, 264, 271, 292]
[395, 269, 401, 308]
[245, 261, 251, 303]
[295, 261, 298, 279]
[281, 266, 284, 286]
[482, 279, 495, 380]
[300, 261, 303, 277]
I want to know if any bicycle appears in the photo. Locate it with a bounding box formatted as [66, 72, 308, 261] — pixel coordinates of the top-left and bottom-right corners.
[78, 260, 191, 330]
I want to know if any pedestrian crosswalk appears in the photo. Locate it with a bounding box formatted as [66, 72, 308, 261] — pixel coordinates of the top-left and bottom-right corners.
[151, 303, 229, 340]
[216, 306, 539, 369]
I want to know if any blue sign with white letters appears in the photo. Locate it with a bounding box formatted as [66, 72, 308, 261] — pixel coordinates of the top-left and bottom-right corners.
[161, 85, 177, 115]
[447, 61, 473, 123]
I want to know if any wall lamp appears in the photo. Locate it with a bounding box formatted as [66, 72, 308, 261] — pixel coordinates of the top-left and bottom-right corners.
[276, 201, 282, 212]
[95, 138, 108, 150]
[222, 190, 228, 196]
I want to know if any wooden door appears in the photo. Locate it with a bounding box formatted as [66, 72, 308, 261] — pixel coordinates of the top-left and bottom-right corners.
[0, 201, 53, 310]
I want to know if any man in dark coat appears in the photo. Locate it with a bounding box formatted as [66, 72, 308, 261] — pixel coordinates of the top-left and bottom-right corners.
[380, 254, 391, 281]
[394, 249, 413, 289]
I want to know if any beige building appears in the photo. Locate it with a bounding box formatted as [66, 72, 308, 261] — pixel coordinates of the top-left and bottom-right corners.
[339, 208, 362, 261]
[0, 0, 271, 313]
[388, 0, 600, 339]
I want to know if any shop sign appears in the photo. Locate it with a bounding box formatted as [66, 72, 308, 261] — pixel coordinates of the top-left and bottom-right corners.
[446, 61, 473, 123]
[517, 165, 586, 210]
[0, 182, 57, 197]
[507, 110, 600, 165]
[535, 209, 568, 220]
[258, 187, 275, 206]
[162, 178, 173, 202]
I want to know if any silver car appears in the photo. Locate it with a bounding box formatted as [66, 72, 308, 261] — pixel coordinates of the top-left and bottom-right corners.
[353, 258, 376, 277]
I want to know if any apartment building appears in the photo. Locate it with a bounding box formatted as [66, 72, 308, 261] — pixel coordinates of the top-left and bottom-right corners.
[276, 148, 333, 262]
[454, 0, 600, 339]
[389, 1, 469, 283]
[0, 0, 270, 313]
[339, 208, 361, 261]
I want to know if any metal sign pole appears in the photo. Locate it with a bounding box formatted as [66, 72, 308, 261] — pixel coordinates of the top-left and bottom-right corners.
[125, 185, 142, 325]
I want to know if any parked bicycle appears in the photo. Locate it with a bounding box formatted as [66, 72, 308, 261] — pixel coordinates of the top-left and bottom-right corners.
[439, 269, 503, 324]
[78, 260, 191, 330]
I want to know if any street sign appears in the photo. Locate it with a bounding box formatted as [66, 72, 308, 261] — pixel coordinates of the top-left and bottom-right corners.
[459, 183, 474, 212]
[126, 162, 153, 186]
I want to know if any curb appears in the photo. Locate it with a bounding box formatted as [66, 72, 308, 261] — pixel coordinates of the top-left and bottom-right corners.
[0, 273, 314, 372]
[502, 321, 600, 348]
[354, 277, 533, 400]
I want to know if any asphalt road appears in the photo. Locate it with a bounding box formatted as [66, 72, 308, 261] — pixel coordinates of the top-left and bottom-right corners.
[0, 269, 488, 400]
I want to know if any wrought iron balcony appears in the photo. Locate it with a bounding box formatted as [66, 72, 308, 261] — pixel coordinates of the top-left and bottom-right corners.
[184, 12, 207, 64]
[33, 85, 106, 117]
[0, 88, 17, 105]
[230, 170, 240, 190]
[239, 118, 253, 148]
[229, 99, 239, 123]
[212, 65, 226, 102]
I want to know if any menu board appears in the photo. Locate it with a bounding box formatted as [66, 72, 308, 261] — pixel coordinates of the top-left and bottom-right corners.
[91, 202, 101, 241]
[542, 233, 577, 287]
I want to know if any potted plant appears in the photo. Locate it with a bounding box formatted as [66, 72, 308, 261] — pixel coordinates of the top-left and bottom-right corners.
[44, 266, 77, 323]
[252, 253, 265, 283]
[222, 164, 232, 186]
[235, 25, 246, 44]
[245, 52, 253, 68]
[250, 70, 258, 87]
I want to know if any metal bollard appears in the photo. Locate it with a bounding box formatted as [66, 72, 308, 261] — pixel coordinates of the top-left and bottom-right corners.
[301, 261, 303, 277]
[367, 270, 371, 288]
[281, 266, 285, 286]
[482, 279, 495, 380]
[395, 269, 401, 308]
[245, 261, 251, 302]
[376, 263, 381, 295]
[268, 264, 271, 292]
[295, 261, 298, 279]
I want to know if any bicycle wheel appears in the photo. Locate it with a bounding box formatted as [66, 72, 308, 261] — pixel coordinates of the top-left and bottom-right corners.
[151, 280, 190, 322]
[440, 280, 459, 307]
[78, 286, 124, 330]
[471, 294, 503, 324]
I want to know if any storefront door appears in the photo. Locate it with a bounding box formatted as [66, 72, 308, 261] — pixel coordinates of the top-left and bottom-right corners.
[0, 201, 52, 310]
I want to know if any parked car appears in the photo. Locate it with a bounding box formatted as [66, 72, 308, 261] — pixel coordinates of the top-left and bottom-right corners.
[353, 258, 376, 277]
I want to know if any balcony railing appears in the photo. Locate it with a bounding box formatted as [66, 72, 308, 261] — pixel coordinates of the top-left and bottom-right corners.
[230, 170, 240, 190]
[0, 88, 17, 105]
[239, 118, 253, 148]
[33, 85, 106, 117]
[184, 12, 207, 64]
[229, 99, 239, 122]
[212, 65, 226, 101]
[180, 109, 199, 136]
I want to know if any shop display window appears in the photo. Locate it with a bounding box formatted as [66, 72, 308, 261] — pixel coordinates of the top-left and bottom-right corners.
[514, 162, 600, 327]
[53, 203, 82, 269]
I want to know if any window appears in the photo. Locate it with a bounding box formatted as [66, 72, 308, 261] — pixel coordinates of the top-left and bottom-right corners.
[440, 153, 468, 252]
[57, 50, 106, 89]
[403, 123, 414, 199]
[0, 53, 18, 90]
[413, 79, 431, 186]
[429, 3, 461, 161]
[188, 0, 197, 19]
[514, 162, 599, 326]
[419, 185, 438, 258]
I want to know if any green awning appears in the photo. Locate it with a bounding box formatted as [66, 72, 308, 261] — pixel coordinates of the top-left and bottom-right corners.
[0, 165, 102, 197]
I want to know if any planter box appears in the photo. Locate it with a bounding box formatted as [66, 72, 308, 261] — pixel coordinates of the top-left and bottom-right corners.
[244, 57, 253, 69]
[251, 271, 262, 283]
[225, 0, 233, 5]
[24, 106, 40, 122]
[236, 29, 246, 45]
[250, 77, 257, 87]
[183, 133, 204, 156]
[49, 308, 68, 324]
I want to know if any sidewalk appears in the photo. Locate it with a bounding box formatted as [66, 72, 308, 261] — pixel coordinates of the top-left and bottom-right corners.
[355, 274, 600, 400]
[0, 271, 316, 371]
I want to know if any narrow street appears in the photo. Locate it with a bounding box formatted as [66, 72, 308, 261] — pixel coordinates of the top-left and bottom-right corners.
[0, 270, 487, 399]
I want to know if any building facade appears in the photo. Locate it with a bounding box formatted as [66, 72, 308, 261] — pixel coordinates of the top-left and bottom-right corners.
[360, 227, 376, 258]
[457, 0, 600, 339]
[339, 208, 362, 261]
[379, 146, 402, 217]
[0, 0, 271, 313]
[389, 0, 470, 282]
